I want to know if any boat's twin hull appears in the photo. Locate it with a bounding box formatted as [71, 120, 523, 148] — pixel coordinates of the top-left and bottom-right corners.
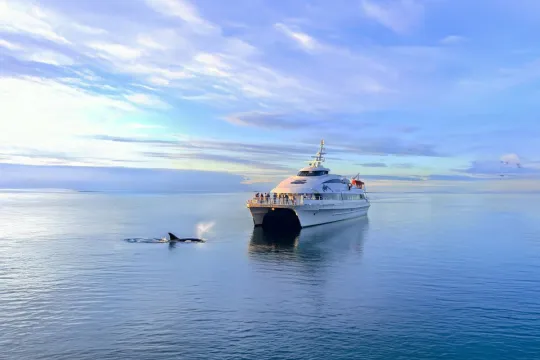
[249, 204, 369, 228]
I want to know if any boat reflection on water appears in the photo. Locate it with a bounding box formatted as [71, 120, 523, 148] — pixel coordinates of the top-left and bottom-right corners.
[248, 217, 370, 261]
[249, 226, 302, 251]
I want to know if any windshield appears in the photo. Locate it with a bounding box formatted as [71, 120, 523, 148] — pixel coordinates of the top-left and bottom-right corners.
[297, 170, 328, 176]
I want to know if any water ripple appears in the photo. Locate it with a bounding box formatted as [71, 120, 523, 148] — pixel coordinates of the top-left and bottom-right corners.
[1, 192, 539, 359]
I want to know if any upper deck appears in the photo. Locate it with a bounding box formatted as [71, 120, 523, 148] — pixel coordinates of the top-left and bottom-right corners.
[269, 140, 367, 195]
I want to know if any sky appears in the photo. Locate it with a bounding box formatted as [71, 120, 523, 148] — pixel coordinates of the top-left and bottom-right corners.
[1, 0, 540, 192]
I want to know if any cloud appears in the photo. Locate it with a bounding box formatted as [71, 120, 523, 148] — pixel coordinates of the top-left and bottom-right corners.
[225, 112, 317, 129]
[224, 111, 381, 132]
[70, 23, 107, 35]
[345, 140, 442, 157]
[0, 76, 162, 170]
[144, 151, 295, 173]
[87, 42, 144, 61]
[88, 132, 444, 176]
[125, 64, 192, 81]
[426, 174, 478, 181]
[0, 39, 22, 50]
[395, 125, 419, 133]
[500, 153, 521, 165]
[144, 0, 216, 32]
[456, 57, 540, 94]
[358, 162, 388, 168]
[0, 1, 70, 44]
[300, 133, 444, 157]
[25, 50, 75, 66]
[440, 35, 466, 45]
[137, 34, 168, 51]
[456, 157, 539, 178]
[124, 93, 170, 109]
[129, 123, 164, 130]
[360, 0, 424, 34]
[148, 77, 170, 86]
[0, 148, 146, 167]
[275, 23, 319, 51]
[84, 133, 332, 178]
[393, 163, 414, 169]
[0, 163, 250, 192]
[361, 174, 422, 181]
[89, 134, 314, 158]
[2, 0, 462, 118]
[0, 38, 75, 67]
[351, 141, 441, 156]
[90, 135, 177, 146]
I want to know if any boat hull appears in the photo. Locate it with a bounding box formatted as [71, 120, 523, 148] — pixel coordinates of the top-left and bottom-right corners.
[248, 202, 370, 228]
[296, 205, 369, 227]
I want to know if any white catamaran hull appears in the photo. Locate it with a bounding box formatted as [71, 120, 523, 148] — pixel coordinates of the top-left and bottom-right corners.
[248, 202, 370, 228]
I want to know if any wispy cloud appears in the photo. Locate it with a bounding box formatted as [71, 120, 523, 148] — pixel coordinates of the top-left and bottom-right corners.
[70, 23, 107, 35]
[89, 134, 314, 158]
[360, 0, 424, 34]
[455, 154, 539, 179]
[25, 50, 74, 66]
[299, 131, 444, 157]
[0, 38, 21, 50]
[0, 163, 250, 192]
[144, 0, 216, 32]
[1, 0, 460, 118]
[87, 132, 444, 179]
[225, 112, 322, 129]
[358, 162, 388, 168]
[87, 42, 144, 61]
[362, 174, 422, 181]
[440, 35, 467, 45]
[500, 153, 521, 165]
[137, 34, 168, 51]
[129, 123, 164, 130]
[342, 140, 442, 157]
[124, 93, 170, 109]
[0, 0, 70, 43]
[456, 57, 540, 94]
[393, 163, 414, 169]
[274, 23, 320, 51]
[144, 151, 296, 173]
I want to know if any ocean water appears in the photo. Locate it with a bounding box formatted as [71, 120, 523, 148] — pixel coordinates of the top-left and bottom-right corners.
[1, 191, 539, 360]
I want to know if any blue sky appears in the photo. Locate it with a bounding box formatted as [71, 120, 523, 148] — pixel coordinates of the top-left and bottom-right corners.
[1, 0, 540, 191]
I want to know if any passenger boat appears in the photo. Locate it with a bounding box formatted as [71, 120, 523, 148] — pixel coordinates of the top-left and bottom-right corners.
[246, 140, 370, 229]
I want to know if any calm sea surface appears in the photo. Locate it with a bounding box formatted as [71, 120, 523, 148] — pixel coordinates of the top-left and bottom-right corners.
[1, 192, 539, 360]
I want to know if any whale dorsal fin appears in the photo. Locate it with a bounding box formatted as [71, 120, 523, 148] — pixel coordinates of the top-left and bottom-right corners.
[168, 232, 180, 241]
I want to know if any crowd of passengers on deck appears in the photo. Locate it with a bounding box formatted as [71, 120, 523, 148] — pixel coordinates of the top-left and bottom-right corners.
[254, 192, 317, 204]
[253, 192, 366, 204]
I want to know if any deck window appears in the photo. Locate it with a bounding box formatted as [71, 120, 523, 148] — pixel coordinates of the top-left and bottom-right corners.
[323, 179, 342, 184]
[322, 193, 341, 200]
[342, 194, 365, 200]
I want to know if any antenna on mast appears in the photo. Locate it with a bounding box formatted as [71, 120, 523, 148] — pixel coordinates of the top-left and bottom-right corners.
[309, 139, 326, 167]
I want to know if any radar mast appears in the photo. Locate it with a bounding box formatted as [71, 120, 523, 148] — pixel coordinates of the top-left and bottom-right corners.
[309, 139, 326, 168]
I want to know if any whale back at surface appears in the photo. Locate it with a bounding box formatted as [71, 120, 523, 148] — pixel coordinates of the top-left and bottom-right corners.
[168, 232, 204, 242]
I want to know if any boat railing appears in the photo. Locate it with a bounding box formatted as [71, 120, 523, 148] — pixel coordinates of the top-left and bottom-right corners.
[247, 193, 368, 206]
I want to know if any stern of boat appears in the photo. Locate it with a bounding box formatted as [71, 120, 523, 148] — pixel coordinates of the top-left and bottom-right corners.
[247, 199, 302, 229]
